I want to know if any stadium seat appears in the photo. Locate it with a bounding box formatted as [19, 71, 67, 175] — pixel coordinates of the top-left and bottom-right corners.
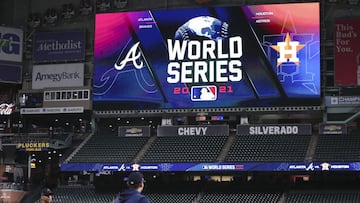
[314, 135, 360, 162]
[225, 135, 311, 162]
[140, 135, 228, 163]
[69, 134, 149, 163]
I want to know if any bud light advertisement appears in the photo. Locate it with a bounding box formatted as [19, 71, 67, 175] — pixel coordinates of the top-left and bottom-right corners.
[334, 19, 360, 86]
[93, 3, 320, 110]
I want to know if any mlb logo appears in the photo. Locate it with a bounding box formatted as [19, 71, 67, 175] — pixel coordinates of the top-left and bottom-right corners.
[191, 85, 217, 101]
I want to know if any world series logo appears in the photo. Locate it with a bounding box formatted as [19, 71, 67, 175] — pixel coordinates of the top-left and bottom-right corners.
[113, 16, 243, 102]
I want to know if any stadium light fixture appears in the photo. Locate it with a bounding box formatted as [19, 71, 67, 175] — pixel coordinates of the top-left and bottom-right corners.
[195, 0, 212, 4]
[113, 0, 127, 9]
[348, 0, 359, 5]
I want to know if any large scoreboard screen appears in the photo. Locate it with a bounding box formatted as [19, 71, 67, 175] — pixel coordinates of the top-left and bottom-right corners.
[93, 3, 320, 110]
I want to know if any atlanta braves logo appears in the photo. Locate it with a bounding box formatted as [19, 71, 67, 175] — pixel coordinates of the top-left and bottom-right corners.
[94, 40, 157, 96]
[114, 42, 143, 70]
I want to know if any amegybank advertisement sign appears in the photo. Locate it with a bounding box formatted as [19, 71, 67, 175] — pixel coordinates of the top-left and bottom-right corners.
[32, 63, 84, 89]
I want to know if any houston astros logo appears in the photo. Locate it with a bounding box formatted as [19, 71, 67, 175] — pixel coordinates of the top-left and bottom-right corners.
[114, 42, 143, 70]
[271, 33, 305, 67]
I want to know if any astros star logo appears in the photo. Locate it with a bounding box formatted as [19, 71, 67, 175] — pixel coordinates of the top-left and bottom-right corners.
[271, 33, 305, 67]
[132, 163, 140, 171]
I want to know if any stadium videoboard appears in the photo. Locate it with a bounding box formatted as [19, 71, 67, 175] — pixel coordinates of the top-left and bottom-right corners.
[93, 3, 320, 110]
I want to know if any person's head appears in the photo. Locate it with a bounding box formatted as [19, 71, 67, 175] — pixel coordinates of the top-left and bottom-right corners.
[41, 188, 53, 203]
[126, 172, 145, 192]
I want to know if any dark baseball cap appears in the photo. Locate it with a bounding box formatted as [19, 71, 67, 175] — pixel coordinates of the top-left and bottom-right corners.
[126, 172, 145, 185]
[41, 188, 53, 196]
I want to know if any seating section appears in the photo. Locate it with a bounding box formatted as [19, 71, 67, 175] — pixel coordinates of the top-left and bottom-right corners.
[226, 135, 311, 162]
[66, 132, 360, 163]
[140, 135, 228, 163]
[69, 134, 149, 163]
[34, 185, 360, 203]
[198, 181, 282, 203]
[146, 193, 197, 203]
[314, 135, 360, 162]
[286, 190, 360, 203]
[143, 181, 201, 203]
[69, 133, 312, 163]
[35, 185, 116, 203]
[199, 192, 281, 203]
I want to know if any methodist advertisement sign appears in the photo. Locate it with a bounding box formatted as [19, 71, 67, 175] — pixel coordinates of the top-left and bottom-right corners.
[32, 30, 85, 63]
[236, 124, 312, 135]
[334, 19, 360, 86]
[157, 125, 229, 136]
[0, 26, 23, 83]
[32, 63, 84, 89]
[93, 3, 321, 110]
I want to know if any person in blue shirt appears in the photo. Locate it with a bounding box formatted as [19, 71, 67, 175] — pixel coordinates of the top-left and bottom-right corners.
[113, 172, 150, 203]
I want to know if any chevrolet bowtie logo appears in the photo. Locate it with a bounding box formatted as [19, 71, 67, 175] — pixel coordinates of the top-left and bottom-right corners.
[126, 128, 142, 134]
[324, 125, 341, 131]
